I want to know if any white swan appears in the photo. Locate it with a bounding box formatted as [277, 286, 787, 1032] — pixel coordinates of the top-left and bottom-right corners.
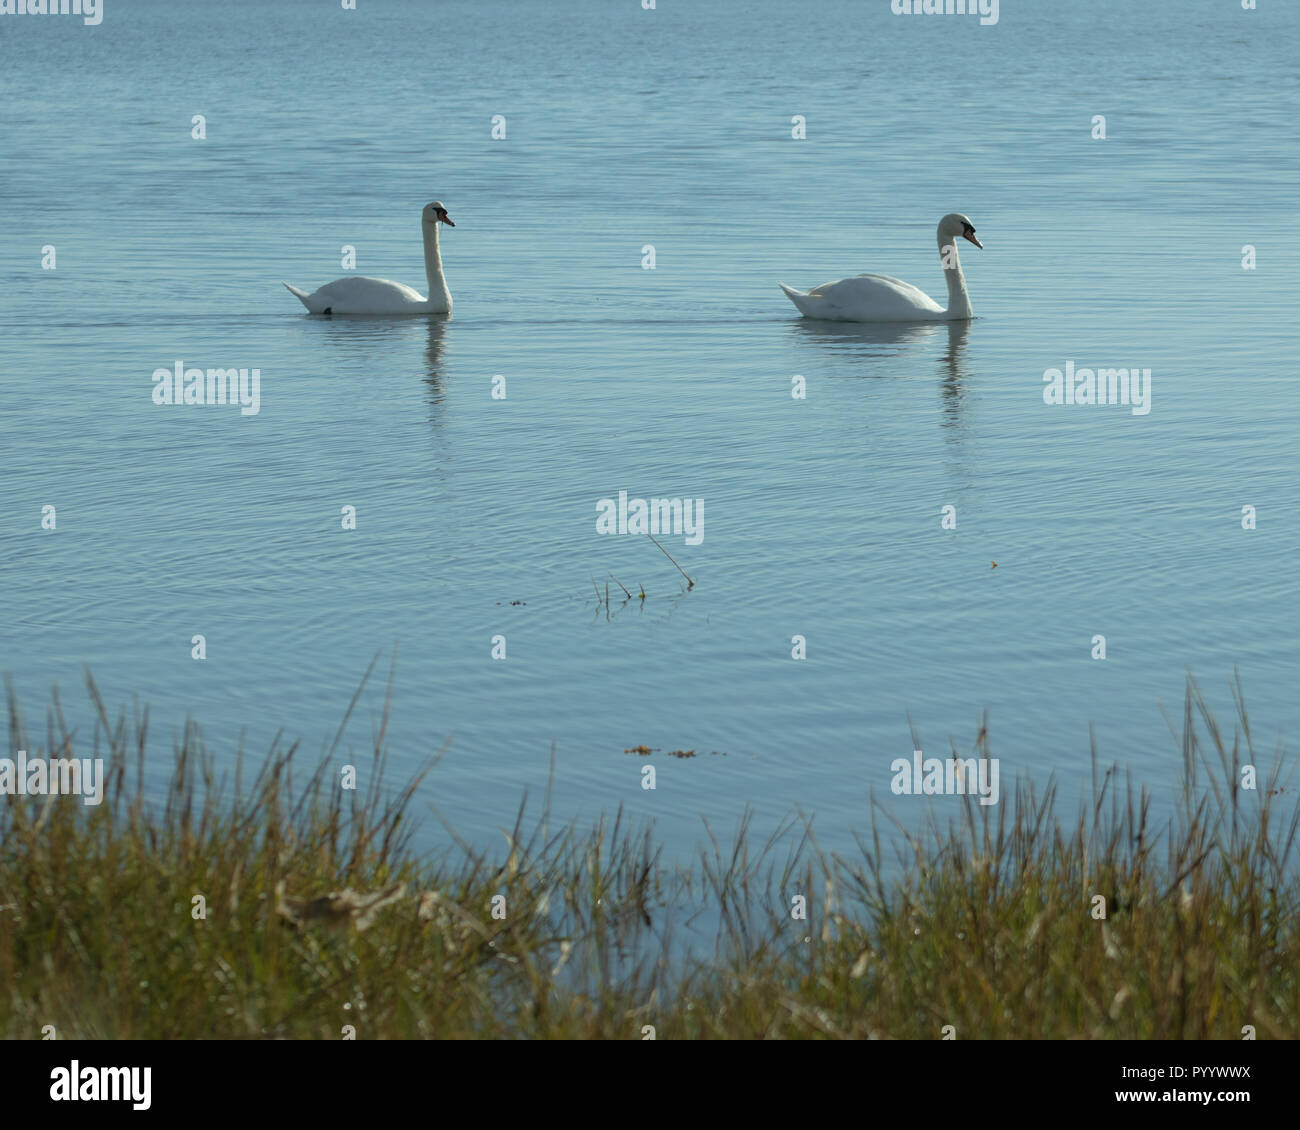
[284, 201, 454, 315]
[780, 213, 982, 322]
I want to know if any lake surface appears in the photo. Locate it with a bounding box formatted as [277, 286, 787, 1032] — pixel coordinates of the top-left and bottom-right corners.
[1, 0, 1296, 860]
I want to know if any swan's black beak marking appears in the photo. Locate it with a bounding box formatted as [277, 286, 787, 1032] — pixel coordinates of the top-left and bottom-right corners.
[963, 226, 982, 249]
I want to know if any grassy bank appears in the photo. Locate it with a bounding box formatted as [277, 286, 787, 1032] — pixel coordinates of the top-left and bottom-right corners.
[1, 671, 1296, 1039]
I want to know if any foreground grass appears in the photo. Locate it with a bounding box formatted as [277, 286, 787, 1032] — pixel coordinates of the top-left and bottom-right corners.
[1, 670, 1296, 1039]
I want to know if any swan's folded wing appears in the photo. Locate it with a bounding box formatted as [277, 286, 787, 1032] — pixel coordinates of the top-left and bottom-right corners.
[297, 276, 429, 313]
[805, 273, 945, 320]
[844, 273, 935, 304]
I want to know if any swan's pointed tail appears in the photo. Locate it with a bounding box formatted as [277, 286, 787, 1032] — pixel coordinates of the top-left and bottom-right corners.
[283, 282, 314, 310]
[779, 282, 819, 318]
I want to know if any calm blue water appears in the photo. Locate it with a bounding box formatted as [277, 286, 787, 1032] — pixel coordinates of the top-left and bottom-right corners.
[2, 0, 1296, 860]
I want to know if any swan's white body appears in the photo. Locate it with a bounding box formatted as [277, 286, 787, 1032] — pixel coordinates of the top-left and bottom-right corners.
[284, 201, 453, 315]
[780, 213, 981, 323]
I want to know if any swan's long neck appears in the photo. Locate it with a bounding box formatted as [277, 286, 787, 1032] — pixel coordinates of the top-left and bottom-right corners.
[422, 220, 450, 309]
[937, 227, 973, 320]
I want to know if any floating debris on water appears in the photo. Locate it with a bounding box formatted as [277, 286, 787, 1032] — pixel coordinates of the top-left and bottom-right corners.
[622, 746, 729, 758]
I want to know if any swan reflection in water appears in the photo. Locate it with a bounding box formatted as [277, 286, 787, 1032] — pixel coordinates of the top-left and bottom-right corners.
[788, 317, 972, 429]
[291, 311, 451, 422]
[423, 316, 447, 412]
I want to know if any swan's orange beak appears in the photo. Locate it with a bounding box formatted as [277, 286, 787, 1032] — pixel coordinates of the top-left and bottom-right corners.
[963, 230, 982, 248]
[440, 213, 455, 227]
